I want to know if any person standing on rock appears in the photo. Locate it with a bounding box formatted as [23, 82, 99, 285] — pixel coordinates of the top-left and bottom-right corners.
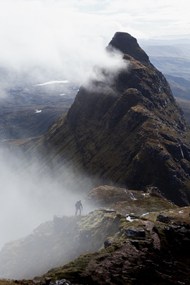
[75, 200, 83, 216]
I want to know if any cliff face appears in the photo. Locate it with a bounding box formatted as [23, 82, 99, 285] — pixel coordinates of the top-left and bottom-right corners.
[44, 32, 190, 205]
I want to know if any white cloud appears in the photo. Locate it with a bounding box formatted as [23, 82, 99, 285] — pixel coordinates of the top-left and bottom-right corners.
[0, 0, 189, 94]
[0, 0, 127, 92]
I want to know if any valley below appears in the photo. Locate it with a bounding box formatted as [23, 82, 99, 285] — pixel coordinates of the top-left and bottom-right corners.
[0, 82, 77, 140]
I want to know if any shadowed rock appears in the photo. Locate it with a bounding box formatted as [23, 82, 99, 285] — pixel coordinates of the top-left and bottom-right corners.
[108, 32, 150, 65]
[42, 32, 190, 205]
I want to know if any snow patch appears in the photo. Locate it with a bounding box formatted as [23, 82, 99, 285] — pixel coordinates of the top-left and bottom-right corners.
[142, 193, 149, 197]
[126, 214, 138, 222]
[126, 216, 133, 222]
[35, 109, 42, 113]
[36, 80, 69, 86]
[129, 192, 137, 200]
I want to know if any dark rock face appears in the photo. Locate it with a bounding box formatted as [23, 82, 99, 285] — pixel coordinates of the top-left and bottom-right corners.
[156, 214, 172, 223]
[124, 227, 146, 239]
[45, 32, 190, 206]
[108, 32, 150, 65]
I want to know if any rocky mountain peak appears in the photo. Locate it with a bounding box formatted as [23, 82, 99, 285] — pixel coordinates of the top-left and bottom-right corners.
[44, 32, 190, 206]
[108, 32, 150, 64]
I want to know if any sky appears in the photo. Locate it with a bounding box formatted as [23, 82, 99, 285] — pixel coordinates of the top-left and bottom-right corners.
[0, 0, 189, 87]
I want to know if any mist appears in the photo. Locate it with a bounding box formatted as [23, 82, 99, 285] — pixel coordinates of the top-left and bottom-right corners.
[0, 0, 129, 100]
[0, 0, 188, 99]
[1, 0, 188, 98]
[0, 145, 97, 250]
[0, 0, 127, 251]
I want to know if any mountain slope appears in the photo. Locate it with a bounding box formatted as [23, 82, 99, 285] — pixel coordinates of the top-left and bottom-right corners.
[44, 205, 190, 285]
[0, 188, 189, 284]
[0, 186, 178, 279]
[42, 32, 190, 205]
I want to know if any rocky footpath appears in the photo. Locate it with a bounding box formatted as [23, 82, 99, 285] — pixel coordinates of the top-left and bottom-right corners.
[0, 186, 190, 284]
[40, 32, 190, 205]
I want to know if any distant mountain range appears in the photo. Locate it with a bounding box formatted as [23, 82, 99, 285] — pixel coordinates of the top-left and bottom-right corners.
[141, 40, 190, 124]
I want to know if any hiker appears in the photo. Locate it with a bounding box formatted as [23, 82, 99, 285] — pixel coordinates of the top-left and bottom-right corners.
[75, 200, 83, 216]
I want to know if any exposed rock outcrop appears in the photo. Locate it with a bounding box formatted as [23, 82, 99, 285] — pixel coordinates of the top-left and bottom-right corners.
[42, 206, 190, 285]
[0, 186, 176, 280]
[43, 32, 190, 205]
[87, 185, 176, 215]
[0, 186, 189, 284]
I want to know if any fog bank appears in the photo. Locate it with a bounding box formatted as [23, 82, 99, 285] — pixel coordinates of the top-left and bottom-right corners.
[0, 146, 95, 250]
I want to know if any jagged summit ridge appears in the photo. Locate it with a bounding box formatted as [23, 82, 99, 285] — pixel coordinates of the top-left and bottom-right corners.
[44, 32, 190, 206]
[108, 32, 150, 64]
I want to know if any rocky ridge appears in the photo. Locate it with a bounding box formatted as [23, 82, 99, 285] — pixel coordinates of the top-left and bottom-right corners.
[0, 186, 189, 284]
[42, 32, 190, 206]
[0, 185, 175, 279]
[44, 206, 190, 285]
